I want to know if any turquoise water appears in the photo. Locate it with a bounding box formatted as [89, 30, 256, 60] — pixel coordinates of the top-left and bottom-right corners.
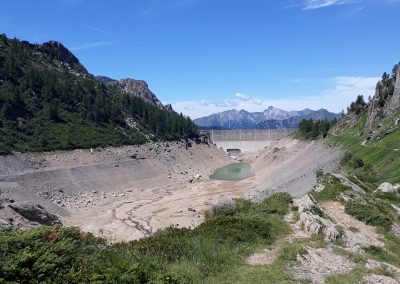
[210, 163, 252, 181]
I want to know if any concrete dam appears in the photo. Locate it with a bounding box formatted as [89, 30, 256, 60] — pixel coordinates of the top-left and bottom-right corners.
[200, 129, 297, 155]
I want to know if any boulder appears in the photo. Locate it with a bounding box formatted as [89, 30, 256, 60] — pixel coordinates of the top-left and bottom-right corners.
[297, 211, 341, 242]
[377, 182, 395, 193]
[0, 218, 13, 230]
[9, 202, 59, 225]
[215, 196, 236, 210]
[384, 128, 397, 136]
[293, 194, 316, 212]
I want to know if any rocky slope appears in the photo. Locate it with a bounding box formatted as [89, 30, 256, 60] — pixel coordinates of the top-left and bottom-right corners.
[95, 76, 171, 110]
[366, 65, 400, 128]
[194, 106, 341, 129]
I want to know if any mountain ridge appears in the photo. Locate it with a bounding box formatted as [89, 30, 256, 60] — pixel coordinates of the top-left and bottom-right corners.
[0, 34, 197, 154]
[194, 106, 341, 129]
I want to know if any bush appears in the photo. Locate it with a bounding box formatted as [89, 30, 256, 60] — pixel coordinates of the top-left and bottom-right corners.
[256, 192, 293, 215]
[195, 216, 272, 243]
[341, 152, 365, 169]
[345, 200, 392, 229]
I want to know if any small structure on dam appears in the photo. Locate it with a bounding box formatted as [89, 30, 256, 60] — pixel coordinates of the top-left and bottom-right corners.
[201, 129, 297, 155]
[226, 148, 241, 157]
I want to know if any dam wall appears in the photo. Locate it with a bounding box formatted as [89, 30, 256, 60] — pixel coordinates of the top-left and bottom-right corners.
[203, 129, 297, 142]
[200, 129, 297, 155]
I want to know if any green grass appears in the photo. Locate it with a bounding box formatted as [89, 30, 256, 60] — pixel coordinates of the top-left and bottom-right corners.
[329, 115, 400, 187]
[312, 183, 351, 202]
[0, 193, 294, 283]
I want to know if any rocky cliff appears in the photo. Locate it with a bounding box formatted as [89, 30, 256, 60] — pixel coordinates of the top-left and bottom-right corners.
[366, 65, 400, 128]
[94, 76, 169, 111]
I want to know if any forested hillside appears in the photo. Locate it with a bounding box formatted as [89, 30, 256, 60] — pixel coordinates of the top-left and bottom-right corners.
[0, 34, 197, 154]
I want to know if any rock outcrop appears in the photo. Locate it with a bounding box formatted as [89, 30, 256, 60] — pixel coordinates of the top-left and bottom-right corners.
[366, 66, 400, 129]
[377, 182, 396, 193]
[95, 76, 169, 111]
[294, 195, 342, 242]
[119, 78, 167, 110]
[9, 202, 60, 225]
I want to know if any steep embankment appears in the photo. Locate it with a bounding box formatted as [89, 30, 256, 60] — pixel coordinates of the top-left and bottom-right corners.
[248, 138, 342, 200]
[0, 140, 233, 238]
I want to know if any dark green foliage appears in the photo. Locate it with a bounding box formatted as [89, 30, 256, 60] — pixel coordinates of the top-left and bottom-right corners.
[0, 194, 290, 283]
[0, 34, 198, 154]
[340, 152, 381, 183]
[0, 226, 105, 283]
[341, 152, 364, 169]
[212, 204, 237, 217]
[345, 200, 393, 229]
[195, 216, 272, 243]
[257, 192, 293, 215]
[298, 118, 337, 140]
[348, 95, 366, 115]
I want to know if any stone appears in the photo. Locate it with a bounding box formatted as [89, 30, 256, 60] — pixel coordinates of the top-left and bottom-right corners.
[215, 196, 236, 210]
[293, 194, 316, 212]
[9, 202, 59, 225]
[377, 182, 395, 193]
[384, 128, 397, 136]
[194, 174, 201, 180]
[365, 259, 400, 276]
[391, 223, 400, 238]
[362, 274, 398, 284]
[0, 218, 13, 230]
[297, 211, 341, 242]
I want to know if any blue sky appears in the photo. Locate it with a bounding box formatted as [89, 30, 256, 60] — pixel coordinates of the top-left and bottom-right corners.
[1, 0, 399, 118]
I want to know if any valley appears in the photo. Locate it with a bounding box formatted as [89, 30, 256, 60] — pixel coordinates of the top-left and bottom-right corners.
[1, 134, 340, 243]
[1, 28, 400, 283]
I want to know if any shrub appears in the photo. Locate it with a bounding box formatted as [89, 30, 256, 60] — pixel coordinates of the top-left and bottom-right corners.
[195, 216, 272, 243]
[345, 200, 392, 229]
[256, 192, 293, 215]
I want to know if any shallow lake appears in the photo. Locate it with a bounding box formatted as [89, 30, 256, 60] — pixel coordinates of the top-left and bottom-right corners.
[210, 163, 252, 181]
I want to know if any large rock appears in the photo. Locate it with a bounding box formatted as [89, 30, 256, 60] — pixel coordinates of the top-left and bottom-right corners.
[297, 211, 341, 242]
[377, 182, 396, 193]
[293, 194, 316, 212]
[366, 67, 400, 129]
[215, 196, 236, 210]
[9, 202, 59, 225]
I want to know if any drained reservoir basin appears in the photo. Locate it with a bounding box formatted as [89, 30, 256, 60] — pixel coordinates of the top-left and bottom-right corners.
[210, 163, 252, 181]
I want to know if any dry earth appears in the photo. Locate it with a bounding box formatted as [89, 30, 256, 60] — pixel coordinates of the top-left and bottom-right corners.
[0, 137, 341, 241]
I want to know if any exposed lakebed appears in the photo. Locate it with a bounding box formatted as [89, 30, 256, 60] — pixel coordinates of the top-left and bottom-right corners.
[210, 163, 252, 181]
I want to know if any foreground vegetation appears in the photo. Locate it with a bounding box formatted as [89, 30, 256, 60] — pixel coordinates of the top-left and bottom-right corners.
[0, 193, 295, 283]
[0, 34, 198, 155]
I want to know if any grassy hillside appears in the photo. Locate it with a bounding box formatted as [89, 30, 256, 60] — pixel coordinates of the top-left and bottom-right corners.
[0, 34, 197, 154]
[330, 110, 400, 189]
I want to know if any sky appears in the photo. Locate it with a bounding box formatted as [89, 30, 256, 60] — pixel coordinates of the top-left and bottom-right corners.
[1, 0, 399, 118]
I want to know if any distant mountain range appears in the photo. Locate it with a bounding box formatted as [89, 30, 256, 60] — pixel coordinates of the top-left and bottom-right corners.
[194, 106, 342, 129]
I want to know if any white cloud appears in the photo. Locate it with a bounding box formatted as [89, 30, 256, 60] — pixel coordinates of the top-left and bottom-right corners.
[70, 41, 114, 51]
[303, 0, 359, 10]
[172, 76, 380, 119]
[235, 92, 251, 101]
